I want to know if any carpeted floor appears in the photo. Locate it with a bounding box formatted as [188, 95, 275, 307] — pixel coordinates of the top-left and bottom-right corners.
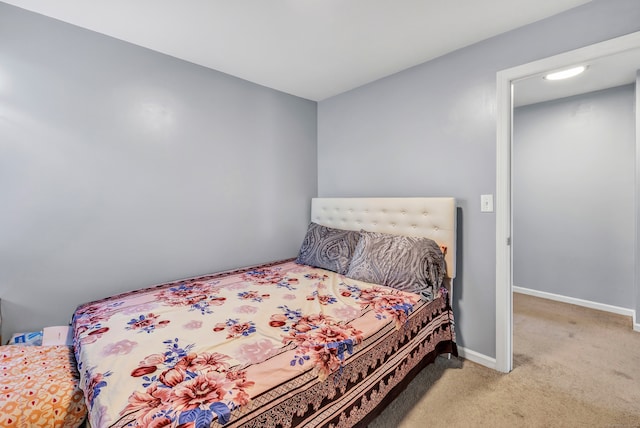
[369, 293, 640, 427]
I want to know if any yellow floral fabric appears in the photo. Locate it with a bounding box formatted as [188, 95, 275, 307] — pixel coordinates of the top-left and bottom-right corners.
[0, 345, 86, 428]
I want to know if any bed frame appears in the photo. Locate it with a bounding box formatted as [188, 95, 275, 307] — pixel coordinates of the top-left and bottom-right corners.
[74, 197, 458, 428]
[311, 197, 457, 292]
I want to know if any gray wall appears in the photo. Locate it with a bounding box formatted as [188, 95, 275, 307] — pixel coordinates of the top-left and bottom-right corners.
[318, 0, 640, 357]
[0, 3, 317, 340]
[513, 86, 636, 307]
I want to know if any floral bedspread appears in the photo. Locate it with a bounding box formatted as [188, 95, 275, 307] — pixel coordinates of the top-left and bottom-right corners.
[72, 259, 442, 428]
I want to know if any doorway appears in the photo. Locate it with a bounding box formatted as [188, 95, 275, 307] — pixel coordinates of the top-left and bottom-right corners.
[495, 31, 640, 373]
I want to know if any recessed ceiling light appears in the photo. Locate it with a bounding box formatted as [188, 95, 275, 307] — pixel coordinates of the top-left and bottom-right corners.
[544, 66, 587, 81]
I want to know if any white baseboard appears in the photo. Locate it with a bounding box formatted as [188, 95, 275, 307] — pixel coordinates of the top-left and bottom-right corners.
[457, 346, 496, 370]
[513, 286, 637, 330]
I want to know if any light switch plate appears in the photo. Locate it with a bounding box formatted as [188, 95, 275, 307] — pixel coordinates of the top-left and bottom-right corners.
[481, 194, 494, 212]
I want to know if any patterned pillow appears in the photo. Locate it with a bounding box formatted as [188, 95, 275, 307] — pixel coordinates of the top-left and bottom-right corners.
[345, 230, 445, 301]
[296, 222, 361, 274]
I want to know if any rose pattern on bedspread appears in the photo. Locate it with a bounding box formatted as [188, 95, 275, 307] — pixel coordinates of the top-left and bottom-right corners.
[156, 282, 226, 315]
[126, 313, 171, 334]
[106, 339, 254, 427]
[272, 310, 364, 381]
[72, 261, 435, 427]
[340, 282, 421, 329]
[213, 319, 257, 338]
[241, 267, 301, 291]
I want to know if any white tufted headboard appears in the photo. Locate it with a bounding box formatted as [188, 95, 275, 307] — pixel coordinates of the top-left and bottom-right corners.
[311, 197, 457, 280]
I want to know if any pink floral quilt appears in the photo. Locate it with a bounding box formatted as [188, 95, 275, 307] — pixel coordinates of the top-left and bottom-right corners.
[72, 259, 456, 428]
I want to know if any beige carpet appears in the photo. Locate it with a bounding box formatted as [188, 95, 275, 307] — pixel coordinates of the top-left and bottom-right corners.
[369, 293, 640, 427]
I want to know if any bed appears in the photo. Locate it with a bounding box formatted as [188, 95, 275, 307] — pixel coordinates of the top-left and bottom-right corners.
[72, 197, 458, 428]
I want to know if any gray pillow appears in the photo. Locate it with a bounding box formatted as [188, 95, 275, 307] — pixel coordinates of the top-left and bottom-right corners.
[295, 223, 361, 275]
[345, 230, 445, 301]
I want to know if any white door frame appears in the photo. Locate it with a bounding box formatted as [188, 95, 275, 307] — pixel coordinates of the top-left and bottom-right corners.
[495, 31, 640, 373]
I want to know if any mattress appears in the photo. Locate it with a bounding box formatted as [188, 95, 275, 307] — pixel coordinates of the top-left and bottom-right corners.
[72, 259, 456, 428]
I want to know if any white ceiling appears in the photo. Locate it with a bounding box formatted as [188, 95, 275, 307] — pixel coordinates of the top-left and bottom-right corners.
[515, 47, 640, 107]
[2, 0, 592, 101]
